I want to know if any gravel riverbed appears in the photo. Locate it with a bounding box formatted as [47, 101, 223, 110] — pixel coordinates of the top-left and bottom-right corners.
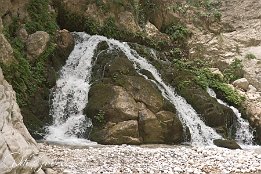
[39, 143, 261, 174]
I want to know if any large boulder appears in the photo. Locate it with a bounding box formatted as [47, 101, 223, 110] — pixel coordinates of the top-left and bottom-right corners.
[120, 76, 165, 113]
[26, 31, 50, 60]
[0, 67, 50, 174]
[85, 47, 184, 144]
[86, 83, 138, 124]
[156, 111, 184, 143]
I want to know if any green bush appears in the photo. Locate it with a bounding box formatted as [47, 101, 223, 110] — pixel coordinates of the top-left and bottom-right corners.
[164, 24, 191, 41]
[172, 58, 244, 106]
[26, 0, 58, 34]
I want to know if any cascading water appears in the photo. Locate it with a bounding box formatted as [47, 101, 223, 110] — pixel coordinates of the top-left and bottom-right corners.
[207, 88, 254, 145]
[46, 32, 222, 146]
[45, 33, 106, 145]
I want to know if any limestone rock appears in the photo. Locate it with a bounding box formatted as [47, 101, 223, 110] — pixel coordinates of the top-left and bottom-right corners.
[104, 120, 141, 145]
[156, 111, 183, 143]
[232, 78, 249, 91]
[56, 29, 74, 50]
[139, 108, 163, 143]
[0, 34, 15, 65]
[86, 84, 138, 123]
[110, 86, 139, 121]
[213, 139, 242, 149]
[26, 31, 50, 60]
[124, 76, 164, 113]
[0, 67, 50, 173]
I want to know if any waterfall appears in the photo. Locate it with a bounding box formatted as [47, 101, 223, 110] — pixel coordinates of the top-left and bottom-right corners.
[45, 32, 222, 146]
[45, 33, 106, 145]
[207, 88, 254, 145]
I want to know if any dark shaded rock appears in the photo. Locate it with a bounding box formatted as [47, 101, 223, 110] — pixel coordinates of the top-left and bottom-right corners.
[86, 83, 138, 123]
[51, 29, 75, 71]
[213, 139, 242, 149]
[91, 50, 138, 82]
[85, 44, 184, 145]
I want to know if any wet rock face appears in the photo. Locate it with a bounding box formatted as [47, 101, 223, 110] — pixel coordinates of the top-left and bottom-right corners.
[162, 66, 236, 137]
[0, 68, 49, 174]
[85, 49, 184, 145]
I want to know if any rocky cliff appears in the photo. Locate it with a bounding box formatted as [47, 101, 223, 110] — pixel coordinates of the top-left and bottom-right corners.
[0, 67, 53, 174]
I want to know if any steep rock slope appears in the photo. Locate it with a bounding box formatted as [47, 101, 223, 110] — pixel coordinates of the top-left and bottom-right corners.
[0, 67, 51, 174]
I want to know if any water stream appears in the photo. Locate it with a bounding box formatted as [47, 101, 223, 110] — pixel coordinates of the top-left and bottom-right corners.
[45, 32, 254, 146]
[207, 88, 254, 145]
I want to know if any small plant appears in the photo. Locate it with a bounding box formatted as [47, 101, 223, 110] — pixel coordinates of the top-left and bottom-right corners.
[223, 58, 243, 83]
[245, 53, 256, 60]
[94, 110, 105, 123]
[164, 24, 191, 41]
[177, 80, 192, 90]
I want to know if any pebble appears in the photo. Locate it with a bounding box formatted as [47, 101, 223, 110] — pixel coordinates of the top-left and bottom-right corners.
[39, 144, 261, 174]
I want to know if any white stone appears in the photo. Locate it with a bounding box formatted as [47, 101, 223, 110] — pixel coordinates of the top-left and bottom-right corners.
[26, 31, 50, 59]
[232, 78, 249, 91]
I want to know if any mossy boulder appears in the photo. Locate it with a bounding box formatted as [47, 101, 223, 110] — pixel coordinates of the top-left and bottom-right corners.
[162, 65, 236, 137]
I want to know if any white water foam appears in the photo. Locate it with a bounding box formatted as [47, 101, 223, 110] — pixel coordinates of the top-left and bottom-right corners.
[46, 32, 222, 146]
[207, 88, 254, 145]
[45, 33, 109, 145]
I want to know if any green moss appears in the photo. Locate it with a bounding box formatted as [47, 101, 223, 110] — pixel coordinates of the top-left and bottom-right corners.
[211, 82, 245, 106]
[172, 58, 244, 106]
